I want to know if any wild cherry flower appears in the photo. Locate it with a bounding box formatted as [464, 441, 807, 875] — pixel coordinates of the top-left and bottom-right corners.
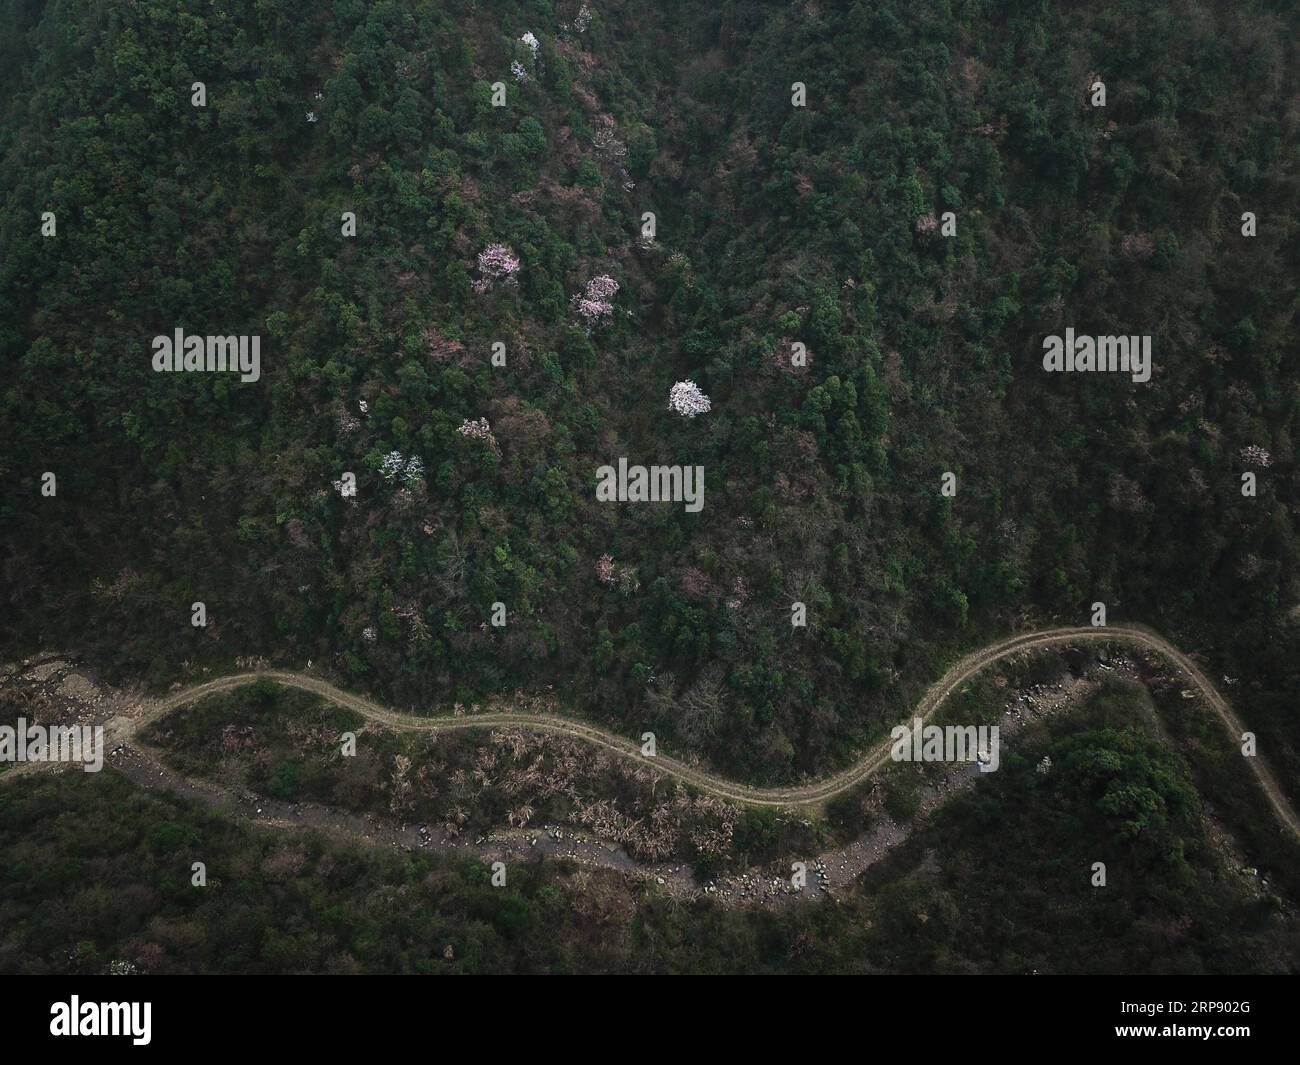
[572, 275, 619, 326]
[668, 380, 711, 417]
[477, 244, 521, 282]
[458, 417, 501, 455]
[595, 554, 638, 592]
[401, 455, 425, 490]
[380, 451, 406, 480]
[378, 451, 426, 490]
[595, 554, 616, 585]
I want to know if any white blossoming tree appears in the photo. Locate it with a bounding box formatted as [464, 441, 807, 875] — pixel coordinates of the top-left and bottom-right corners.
[1241, 445, 1272, 468]
[378, 450, 426, 491]
[668, 380, 711, 417]
[458, 417, 501, 456]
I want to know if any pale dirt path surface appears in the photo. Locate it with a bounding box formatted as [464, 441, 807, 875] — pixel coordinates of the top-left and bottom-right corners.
[72, 624, 1299, 833]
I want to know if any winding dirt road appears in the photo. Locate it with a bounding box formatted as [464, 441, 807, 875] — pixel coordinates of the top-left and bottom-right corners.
[108, 624, 1297, 835]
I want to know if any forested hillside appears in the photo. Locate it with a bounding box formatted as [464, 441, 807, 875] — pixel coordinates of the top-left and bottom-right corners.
[5, 677, 1297, 974]
[2, 0, 1297, 789]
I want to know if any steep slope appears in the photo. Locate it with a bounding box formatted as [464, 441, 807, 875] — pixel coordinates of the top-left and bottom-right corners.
[1, 0, 1297, 790]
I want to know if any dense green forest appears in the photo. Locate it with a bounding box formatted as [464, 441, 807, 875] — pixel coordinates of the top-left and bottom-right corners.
[2, 0, 1298, 798]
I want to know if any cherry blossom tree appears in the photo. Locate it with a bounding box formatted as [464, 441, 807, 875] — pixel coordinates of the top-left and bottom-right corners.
[595, 554, 616, 585]
[591, 114, 627, 161]
[595, 554, 638, 592]
[380, 450, 406, 480]
[572, 274, 619, 327]
[379, 451, 426, 491]
[668, 380, 711, 417]
[726, 575, 748, 610]
[458, 417, 501, 455]
[476, 244, 521, 288]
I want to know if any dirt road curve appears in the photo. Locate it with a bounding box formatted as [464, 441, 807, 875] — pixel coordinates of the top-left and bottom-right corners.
[90, 624, 1295, 835]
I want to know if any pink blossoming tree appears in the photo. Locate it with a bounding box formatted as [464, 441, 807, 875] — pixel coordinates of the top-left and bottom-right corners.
[475, 244, 521, 291]
[572, 274, 619, 327]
